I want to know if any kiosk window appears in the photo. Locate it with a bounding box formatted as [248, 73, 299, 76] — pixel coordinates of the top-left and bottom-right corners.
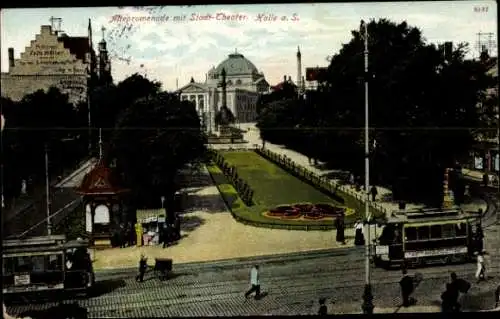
[417, 226, 429, 240]
[455, 223, 467, 236]
[405, 227, 417, 241]
[430, 225, 442, 239]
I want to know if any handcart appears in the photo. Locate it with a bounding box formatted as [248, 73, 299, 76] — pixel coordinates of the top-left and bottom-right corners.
[154, 258, 172, 281]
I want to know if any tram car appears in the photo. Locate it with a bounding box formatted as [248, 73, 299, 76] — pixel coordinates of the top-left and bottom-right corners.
[2, 235, 95, 299]
[373, 208, 482, 268]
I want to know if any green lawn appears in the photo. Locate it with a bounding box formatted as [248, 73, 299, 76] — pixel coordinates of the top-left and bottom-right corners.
[206, 162, 335, 229]
[207, 151, 379, 229]
[221, 151, 340, 208]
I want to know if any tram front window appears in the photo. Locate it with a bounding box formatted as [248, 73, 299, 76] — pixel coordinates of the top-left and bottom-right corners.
[3, 254, 64, 287]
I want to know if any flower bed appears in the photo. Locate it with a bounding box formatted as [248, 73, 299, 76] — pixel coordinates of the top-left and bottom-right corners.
[314, 203, 345, 217]
[267, 209, 285, 216]
[293, 203, 314, 213]
[304, 212, 323, 220]
[264, 203, 348, 221]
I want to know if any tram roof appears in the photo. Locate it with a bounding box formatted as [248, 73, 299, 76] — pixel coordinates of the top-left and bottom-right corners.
[2, 235, 89, 254]
[385, 207, 478, 224]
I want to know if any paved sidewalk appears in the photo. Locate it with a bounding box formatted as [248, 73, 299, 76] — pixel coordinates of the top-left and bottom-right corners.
[92, 165, 356, 269]
[239, 123, 422, 219]
[237, 123, 496, 220]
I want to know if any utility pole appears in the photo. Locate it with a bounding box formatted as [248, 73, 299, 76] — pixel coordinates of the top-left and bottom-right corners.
[1, 112, 5, 209]
[361, 19, 374, 315]
[98, 127, 103, 160]
[45, 144, 52, 235]
[87, 85, 92, 155]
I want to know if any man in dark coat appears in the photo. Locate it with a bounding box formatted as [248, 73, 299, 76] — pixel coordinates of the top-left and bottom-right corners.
[174, 214, 181, 241]
[495, 285, 499, 308]
[399, 269, 414, 307]
[135, 254, 148, 282]
[441, 283, 456, 312]
[335, 215, 345, 244]
[448, 272, 470, 312]
[318, 298, 327, 315]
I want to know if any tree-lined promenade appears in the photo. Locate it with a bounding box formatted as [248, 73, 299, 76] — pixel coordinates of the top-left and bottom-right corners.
[256, 19, 497, 207]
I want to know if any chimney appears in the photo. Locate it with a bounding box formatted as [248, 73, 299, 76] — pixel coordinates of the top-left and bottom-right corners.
[283, 75, 287, 83]
[8, 48, 14, 68]
[288, 76, 292, 82]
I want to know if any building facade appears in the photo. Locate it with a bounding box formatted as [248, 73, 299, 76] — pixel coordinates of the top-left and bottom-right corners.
[1, 21, 111, 106]
[177, 51, 268, 133]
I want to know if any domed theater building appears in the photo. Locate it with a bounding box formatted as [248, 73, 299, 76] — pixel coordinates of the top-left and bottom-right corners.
[177, 51, 270, 133]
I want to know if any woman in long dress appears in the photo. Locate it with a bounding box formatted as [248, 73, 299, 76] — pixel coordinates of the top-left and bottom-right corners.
[354, 220, 365, 246]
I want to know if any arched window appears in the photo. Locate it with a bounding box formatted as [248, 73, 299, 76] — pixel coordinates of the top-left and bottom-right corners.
[236, 79, 242, 85]
[94, 205, 110, 224]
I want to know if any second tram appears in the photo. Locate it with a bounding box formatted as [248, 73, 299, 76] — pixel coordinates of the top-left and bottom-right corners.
[373, 208, 482, 268]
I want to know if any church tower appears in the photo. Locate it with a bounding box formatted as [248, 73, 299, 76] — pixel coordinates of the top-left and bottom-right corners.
[98, 26, 112, 85]
[297, 46, 302, 93]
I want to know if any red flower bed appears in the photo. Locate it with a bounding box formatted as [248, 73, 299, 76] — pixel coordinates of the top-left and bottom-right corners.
[268, 209, 285, 216]
[293, 203, 314, 214]
[276, 205, 294, 212]
[304, 212, 323, 220]
[314, 204, 345, 217]
[281, 211, 300, 219]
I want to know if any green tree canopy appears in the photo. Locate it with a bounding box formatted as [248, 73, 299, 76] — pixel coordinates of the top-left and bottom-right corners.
[109, 91, 206, 220]
[1, 88, 82, 201]
[257, 19, 494, 205]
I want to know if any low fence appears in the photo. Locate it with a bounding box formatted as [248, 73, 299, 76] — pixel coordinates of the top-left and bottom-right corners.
[208, 149, 254, 206]
[255, 147, 388, 222]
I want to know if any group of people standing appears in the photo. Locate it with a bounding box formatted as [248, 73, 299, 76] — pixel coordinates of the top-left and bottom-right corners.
[113, 222, 135, 248]
[159, 216, 181, 248]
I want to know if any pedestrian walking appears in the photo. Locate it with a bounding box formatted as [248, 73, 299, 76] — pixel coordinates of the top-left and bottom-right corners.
[370, 186, 378, 201]
[495, 285, 499, 308]
[441, 283, 458, 312]
[135, 254, 148, 282]
[475, 222, 484, 253]
[174, 214, 181, 241]
[399, 269, 415, 307]
[335, 215, 346, 244]
[354, 220, 365, 246]
[318, 298, 327, 315]
[475, 251, 487, 283]
[244, 265, 261, 300]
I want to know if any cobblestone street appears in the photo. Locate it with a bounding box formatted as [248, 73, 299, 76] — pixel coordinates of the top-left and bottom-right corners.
[7, 247, 499, 317]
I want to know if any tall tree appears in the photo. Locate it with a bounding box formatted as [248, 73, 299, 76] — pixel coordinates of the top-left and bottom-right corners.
[109, 92, 206, 221]
[257, 19, 493, 205]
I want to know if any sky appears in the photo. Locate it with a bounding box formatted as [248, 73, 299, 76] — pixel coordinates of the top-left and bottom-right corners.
[1, 1, 497, 91]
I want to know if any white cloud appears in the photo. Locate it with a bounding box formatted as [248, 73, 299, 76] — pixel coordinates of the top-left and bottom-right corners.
[1, 1, 497, 90]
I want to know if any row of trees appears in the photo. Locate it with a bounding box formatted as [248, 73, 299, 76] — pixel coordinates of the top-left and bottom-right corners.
[257, 19, 497, 206]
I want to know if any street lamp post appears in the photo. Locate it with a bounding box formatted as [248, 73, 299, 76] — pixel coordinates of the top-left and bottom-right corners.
[361, 19, 374, 315]
[45, 143, 52, 235]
